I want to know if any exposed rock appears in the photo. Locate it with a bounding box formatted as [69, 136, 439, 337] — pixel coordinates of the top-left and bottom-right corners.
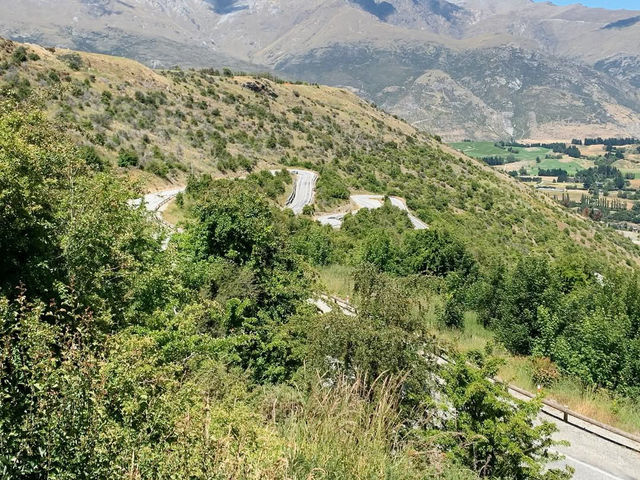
[242, 80, 278, 98]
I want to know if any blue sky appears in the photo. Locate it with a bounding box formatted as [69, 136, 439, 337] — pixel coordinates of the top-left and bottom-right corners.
[535, 0, 640, 9]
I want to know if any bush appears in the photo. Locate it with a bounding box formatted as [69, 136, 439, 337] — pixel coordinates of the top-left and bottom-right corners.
[316, 168, 349, 203]
[145, 159, 169, 178]
[440, 294, 465, 328]
[531, 357, 560, 388]
[78, 145, 106, 171]
[11, 46, 27, 64]
[59, 53, 84, 71]
[117, 148, 139, 167]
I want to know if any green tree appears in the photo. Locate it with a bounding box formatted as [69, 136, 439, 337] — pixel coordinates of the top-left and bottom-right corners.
[361, 230, 396, 271]
[0, 107, 72, 295]
[437, 358, 572, 480]
[401, 229, 476, 278]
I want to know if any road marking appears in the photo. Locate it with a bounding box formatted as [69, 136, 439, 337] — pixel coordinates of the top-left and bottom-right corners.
[558, 452, 627, 480]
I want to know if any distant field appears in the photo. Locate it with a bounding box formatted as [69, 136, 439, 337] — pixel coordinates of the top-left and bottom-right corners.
[450, 141, 551, 162]
[449, 141, 509, 157]
[613, 159, 640, 179]
[532, 158, 588, 175]
[450, 141, 588, 175]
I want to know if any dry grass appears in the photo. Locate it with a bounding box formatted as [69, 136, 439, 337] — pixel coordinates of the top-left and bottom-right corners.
[276, 373, 475, 480]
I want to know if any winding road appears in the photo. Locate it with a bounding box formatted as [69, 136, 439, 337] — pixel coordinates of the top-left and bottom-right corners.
[520, 391, 640, 479]
[285, 169, 318, 214]
[317, 194, 428, 230]
[134, 170, 427, 233]
[316, 297, 640, 480]
[130, 186, 186, 221]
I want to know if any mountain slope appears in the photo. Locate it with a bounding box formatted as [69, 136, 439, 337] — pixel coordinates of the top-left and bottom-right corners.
[3, 41, 640, 477]
[1, 0, 640, 140]
[2, 38, 638, 269]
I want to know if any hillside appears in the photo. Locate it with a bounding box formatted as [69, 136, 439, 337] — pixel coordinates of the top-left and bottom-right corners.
[0, 39, 581, 480]
[2, 38, 639, 267]
[0, 38, 417, 188]
[1, 0, 640, 140]
[3, 39, 640, 478]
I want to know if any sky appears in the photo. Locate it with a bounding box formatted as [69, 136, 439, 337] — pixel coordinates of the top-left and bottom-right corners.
[536, 0, 640, 9]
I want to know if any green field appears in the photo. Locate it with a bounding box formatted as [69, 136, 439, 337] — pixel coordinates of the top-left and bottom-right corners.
[450, 141, 590, 175]
[531, 158, 587, 176]
[450, 141, 552, 162]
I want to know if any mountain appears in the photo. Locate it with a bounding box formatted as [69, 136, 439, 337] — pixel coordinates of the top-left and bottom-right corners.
[1, 0, 639, 139]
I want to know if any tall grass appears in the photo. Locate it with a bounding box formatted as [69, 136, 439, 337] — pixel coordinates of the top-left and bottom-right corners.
[437, 311, 640, 435]
[316, 264, 355, 298]
[277, 374, 476, 480]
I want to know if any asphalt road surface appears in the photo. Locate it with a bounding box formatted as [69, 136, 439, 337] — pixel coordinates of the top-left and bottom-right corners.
[542, 404, 640, 479]
[130, 187, 185, 213]
[286, 169, 318, 214]
[317, 194, 428, 230]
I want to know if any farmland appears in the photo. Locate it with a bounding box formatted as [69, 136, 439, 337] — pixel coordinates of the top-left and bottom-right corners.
[450, 141, 589, 175]
[451, 140, 640, 177]
[450, 139, 640, 246]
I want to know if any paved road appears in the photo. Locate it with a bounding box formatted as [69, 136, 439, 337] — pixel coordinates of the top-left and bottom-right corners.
[551, 422, 640, 479]
[131, 187, 185, 249]
[130, 187, 185, 214]
[286, 169, 318, 214]
[315, 212, 347, 228]
[317, 194, 428, 230]
[388, 196, 429, 230]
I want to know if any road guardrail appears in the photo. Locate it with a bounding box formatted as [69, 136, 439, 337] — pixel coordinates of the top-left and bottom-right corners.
[326, 296, 640, 453]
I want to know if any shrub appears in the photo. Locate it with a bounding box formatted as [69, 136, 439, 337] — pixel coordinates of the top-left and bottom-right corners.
[531, 357, 560, 387]
[59, 53, 84, 71]
[117, 148, 139, 167]
[11, 46, 27, 64]
[78, 145, 106, 171]
[145, 159, 169, 178]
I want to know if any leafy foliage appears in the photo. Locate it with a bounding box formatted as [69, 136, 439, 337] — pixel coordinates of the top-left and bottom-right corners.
[0, 103, 572, 478]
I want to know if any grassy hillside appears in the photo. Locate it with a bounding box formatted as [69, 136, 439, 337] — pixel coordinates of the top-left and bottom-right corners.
[0, 38, 416, 188]
[1, 38, 639, 268]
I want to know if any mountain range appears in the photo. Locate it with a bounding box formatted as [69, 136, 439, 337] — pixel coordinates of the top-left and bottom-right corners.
[2, 0, 639, 140]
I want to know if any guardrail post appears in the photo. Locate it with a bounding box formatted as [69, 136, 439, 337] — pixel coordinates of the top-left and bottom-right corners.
[563, 410, 569, 423]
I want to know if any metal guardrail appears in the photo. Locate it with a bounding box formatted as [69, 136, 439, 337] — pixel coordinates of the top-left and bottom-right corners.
[324, 296, 640, 453]
[436, 352, 640, 453]
[328, 295, 356, 313]
[284, 170, 298, 208]
[148, 190, 184, 230]
[505, 382, 640, 453]
[285, 185, 296, 207]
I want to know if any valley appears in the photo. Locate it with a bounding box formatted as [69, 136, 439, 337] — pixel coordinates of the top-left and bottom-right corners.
[450, 138, 640, 245]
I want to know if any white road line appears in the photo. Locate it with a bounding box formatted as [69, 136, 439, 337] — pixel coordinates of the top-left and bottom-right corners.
[558, 452, 627, 480]
[286, 169, 318, 214]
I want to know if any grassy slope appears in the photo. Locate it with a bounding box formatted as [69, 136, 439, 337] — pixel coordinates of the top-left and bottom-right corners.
[1, 39, 416, 189]
[2, 38, 639, 269]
